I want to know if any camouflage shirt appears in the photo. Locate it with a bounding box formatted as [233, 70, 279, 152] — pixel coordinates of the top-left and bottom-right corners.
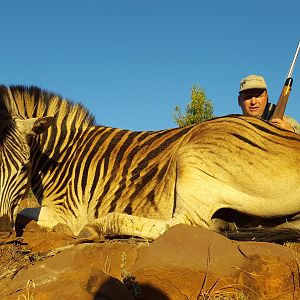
[284, 115, 300, 134]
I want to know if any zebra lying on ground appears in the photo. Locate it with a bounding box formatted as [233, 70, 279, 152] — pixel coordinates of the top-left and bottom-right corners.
[0, 85, 300, 241]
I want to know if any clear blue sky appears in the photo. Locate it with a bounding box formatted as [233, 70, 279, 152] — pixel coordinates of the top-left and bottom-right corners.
[1, 1, 299, 131]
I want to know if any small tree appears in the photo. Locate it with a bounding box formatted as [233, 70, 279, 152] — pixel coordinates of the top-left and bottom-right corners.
[173, 85, 215, 127]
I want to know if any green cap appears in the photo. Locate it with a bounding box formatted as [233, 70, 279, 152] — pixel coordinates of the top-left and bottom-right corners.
[239, 75, 267, 92]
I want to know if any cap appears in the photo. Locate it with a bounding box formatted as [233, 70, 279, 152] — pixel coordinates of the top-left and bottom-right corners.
[239, 75, 267, 92]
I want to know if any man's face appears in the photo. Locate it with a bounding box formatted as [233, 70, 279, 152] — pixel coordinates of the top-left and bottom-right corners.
[238, 89, 268, 118]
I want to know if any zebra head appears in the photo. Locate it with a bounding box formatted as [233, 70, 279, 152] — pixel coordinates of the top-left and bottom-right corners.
[0, 115, 53, 238]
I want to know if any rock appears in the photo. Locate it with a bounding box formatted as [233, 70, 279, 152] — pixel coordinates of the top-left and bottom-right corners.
[22, 220, 75, 252]
[0, 223, 300, 299]
[1, 241, 143, 299]
[129, 224, 300, 299]
[6, 270, 134, 300]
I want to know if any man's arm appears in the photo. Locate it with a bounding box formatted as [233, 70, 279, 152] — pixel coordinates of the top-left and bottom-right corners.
[270, 115, 300, 134]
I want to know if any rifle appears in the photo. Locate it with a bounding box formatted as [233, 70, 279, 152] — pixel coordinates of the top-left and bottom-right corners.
[262, 41, 300, 121]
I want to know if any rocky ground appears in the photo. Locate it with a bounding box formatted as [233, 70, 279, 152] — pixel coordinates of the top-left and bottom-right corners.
[1, 199, 300, 300]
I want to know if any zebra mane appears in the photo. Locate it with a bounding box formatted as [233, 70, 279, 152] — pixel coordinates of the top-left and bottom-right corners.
[0, 85, 96, 129]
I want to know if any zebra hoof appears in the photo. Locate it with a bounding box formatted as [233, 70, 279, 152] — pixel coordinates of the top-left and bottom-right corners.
[0, 231, 12, 239]
[75, 225, 105, 244]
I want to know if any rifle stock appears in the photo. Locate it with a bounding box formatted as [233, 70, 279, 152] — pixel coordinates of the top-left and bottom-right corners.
[271, 78, 293, 120]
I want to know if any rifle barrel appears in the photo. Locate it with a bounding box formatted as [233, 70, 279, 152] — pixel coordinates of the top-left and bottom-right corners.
[270, 41, 300, 120]
[287, 41, 300, 79]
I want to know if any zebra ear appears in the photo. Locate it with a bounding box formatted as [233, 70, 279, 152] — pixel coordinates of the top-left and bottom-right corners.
[15, 116, 54, 136]
[31, 116, 54, 135]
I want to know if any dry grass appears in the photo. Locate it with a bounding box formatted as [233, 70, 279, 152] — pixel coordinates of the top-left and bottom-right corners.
[196, 244, 256, 300]
[197, 286, 250, 299]
[17, 280, 36, 300]
[121, 252, 143, 299]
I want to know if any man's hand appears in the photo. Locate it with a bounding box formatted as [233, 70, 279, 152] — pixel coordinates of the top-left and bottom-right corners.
[270, 117, 295, 132]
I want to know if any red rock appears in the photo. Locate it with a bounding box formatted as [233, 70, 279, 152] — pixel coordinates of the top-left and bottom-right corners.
[1, 223, 300, 299]
[130, 224, 300, 299]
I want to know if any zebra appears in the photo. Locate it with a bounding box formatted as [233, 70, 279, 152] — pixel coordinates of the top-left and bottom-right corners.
[1, 85, 300, 240]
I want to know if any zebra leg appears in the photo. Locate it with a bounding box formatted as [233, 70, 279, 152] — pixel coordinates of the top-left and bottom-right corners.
[77, 212, 194, 241]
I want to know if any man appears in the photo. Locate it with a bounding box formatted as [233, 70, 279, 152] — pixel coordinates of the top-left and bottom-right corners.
[238, 74, 300, 134]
